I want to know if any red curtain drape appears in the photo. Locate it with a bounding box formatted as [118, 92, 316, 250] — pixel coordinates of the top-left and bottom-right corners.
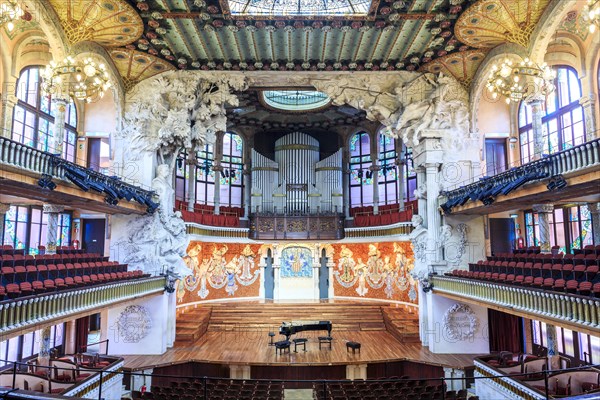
[488, 309, 523, 353]
[74, 316, 90, 353]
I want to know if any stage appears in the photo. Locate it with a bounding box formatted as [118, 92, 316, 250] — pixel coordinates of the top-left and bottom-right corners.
[121, 300, 481, 372]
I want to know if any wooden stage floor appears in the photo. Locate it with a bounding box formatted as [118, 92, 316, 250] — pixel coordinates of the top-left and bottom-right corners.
[122, 330, 481, 371]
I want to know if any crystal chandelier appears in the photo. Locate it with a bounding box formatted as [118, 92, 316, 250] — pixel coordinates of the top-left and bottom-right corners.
[41, 57, 112, 103]
[0, 0, 24, 31]
[584, 0, 600, 33]
[486, 58, 556, 104]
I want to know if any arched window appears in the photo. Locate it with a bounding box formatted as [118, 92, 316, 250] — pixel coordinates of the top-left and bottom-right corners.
[518, 66, 585, 164]
[378, 133, 399, 205]
[174, 144, 215, 205]
[11, 67, 77, 162]
[349, 132, 372, 207]
[220, 132, 244, 207]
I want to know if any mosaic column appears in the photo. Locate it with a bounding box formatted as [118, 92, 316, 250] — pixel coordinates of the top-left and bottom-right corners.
[213, 165, 222, 215]
[371, 163, 380, 214]
[51, 98, 69, 157]
[342, 148, 351, 219]
[579, 95, 597, 140]
[1, 93, 17, 138]
[37, 326, 52, 367]
[243, 163, 251, 219]
[526, 96, 545, 161]
[186, 150, 196, 213]
[533, 204, 553, 253]
[0, 203, 10, 245]
[43, 204, 65, 254]
[587, 203, 600, 245]
[546, 323, 560, 370]
[425, 163, 442, 262]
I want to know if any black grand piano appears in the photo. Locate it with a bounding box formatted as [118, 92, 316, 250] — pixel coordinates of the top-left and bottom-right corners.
[279, 320, 332, 340]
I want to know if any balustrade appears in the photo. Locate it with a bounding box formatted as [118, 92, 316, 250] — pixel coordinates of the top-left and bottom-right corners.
[0, 277, 165, 336]
[431, 276, 600, 334]
[442, 138, 600, 211]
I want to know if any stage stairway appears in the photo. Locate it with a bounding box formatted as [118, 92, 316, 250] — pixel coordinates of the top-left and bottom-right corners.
[382, 304, 420, 343]
[175, 306, 212, 343]
[206, 302, 389, 333]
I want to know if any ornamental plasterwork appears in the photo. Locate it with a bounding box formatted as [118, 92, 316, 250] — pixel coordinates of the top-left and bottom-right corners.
[116, 305, 152, 343]
[419, 50, 488, 89]
[48, 0, 143, 46]
[442, 303, 479, 341]
[454, 0, 551, 49]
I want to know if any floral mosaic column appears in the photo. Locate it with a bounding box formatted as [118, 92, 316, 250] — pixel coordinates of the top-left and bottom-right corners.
[0, 203, 10, 245]
[43, 204, 64, 254]
[546, 323, 559, 370]
[37, 326, 52, 367]
[532, 204, 553, 253]
[587, 203, 600, 245]
[51, 98, 69, 156]
[527, 96, 545, 161]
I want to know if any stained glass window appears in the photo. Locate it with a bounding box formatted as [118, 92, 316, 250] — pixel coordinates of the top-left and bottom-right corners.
[175, 144, 216, 207]
[2, 206, 70, 253]
[262, 91, 330, 111]
[227, 0, 371, 16]
[349, 132, 372, 207]
[518, 66, 585, 164]
[378, 133, 399, 205]
[220, 133, 244, 208]
[12, 67, 78, 162]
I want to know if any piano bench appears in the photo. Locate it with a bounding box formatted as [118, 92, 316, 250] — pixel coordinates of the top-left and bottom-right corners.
[293, 338, 308, 352]
[274, 340, 290, 355]
[318, 336, 333, 350]
[346, 341, 361, 353]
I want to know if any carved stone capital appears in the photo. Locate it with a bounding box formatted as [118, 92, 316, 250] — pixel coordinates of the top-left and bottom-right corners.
[0, 203, 11, 214]
[532, 204, 554, 214]
[211, 164, 223, 172]
[579, 95, 596, 108]
[369, 165, 381, 172]
[525, 94, 545, 106]
[43, 204, 65, 214]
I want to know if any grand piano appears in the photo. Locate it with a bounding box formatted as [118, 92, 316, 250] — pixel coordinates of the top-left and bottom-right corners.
[279, 320, 332, 340]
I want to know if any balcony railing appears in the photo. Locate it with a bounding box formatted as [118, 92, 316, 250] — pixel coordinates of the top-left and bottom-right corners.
[249, 214, 344, 240]
[186, 222, 250, 238]
[431, 276, 600, 335]
[0, 277, 165, 337]
[0, 136, 155, 212]
[441, 138, 600, 213]
[345, 222, 413, 238]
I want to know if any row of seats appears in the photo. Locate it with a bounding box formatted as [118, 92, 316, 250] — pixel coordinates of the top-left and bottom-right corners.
[354, 208, 414, 227]
[350, 200, 418, 217]
[0, 245, 25, 256]
[149, 380, 284, 400]
[468, 261, 600, 282]
[180, 210, 240, 227]
[483, 252, 600, 264]
[175, 200, 244, 217]
[448, 270, 600, 297]
[0, 253, 109, 267]
[1, 261, 127, 285]
[325, 381, 448, 400]
[0, 270, 147, 300]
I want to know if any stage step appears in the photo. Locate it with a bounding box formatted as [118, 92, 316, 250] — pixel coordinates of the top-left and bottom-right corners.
[175, 306, 212, 344]
[382, 305, 420, 343]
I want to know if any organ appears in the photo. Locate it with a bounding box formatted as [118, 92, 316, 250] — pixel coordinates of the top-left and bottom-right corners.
[251, 132, 343, 214]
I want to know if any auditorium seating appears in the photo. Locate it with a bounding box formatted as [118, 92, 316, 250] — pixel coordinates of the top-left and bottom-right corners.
[322, 379, 478, 400]
[446, 250, 600, 298]
[176, 200, 241, 227]
[0, 252, 148, 301]
[351, 200, 417, 227]
[149, 380, 284, 400]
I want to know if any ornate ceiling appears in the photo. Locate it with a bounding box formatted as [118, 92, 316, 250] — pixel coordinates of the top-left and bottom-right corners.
[30, 0, 560, 90]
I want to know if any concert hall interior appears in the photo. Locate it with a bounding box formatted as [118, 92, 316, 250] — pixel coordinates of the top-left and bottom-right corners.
[1, 0, 600, 399]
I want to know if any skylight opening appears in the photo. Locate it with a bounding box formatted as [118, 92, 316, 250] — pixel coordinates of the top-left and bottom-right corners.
[227, 0, 371, 16]
[262, 90, 331, 111]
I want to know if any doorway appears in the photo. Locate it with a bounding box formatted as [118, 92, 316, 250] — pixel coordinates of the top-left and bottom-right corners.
[489, 218, 515, 255]
[264, 249, 274, 299]
[82, 219, 106, 255]
[485, 138, 508, 175]
[319, 249, 329, 299]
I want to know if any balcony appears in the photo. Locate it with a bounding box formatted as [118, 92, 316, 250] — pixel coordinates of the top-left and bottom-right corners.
[0, 276, 165, 340]
[0, 136, 153, 215]
[441, 138, 600, 215]
[430, 275, 600, 337]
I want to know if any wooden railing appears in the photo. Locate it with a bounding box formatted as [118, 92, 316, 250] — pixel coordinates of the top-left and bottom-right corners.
[0, 277, 165, 337]
[441, 138, 600, 212]
[431, 276, 600, 335]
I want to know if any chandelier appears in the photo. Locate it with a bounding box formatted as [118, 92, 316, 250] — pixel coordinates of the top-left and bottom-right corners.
[41, 57, 112, 103]
[486, 58, 556, 104]
[0, 0, 24, 31]
[584, 0, 600, 33]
